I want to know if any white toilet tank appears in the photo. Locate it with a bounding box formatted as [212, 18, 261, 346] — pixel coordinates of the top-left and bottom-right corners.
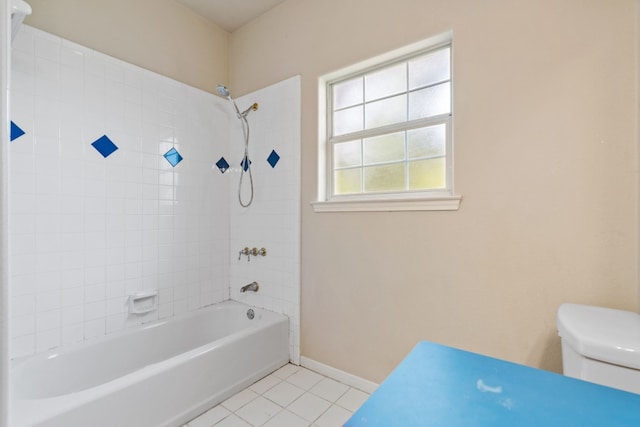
[557, 303, 640, 394]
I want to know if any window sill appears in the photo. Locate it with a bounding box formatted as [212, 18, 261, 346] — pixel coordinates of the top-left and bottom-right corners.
[311, 195, 462, 212]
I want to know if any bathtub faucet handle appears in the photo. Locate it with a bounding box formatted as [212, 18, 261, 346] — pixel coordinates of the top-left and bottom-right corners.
[239, 247, 251, 261]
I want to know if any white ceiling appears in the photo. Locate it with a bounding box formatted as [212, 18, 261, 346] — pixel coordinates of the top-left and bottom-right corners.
[176, 0, 287, 32]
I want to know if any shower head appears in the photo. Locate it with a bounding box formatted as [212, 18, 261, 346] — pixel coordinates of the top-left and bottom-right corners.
[216, 84, 231, 98]
[217, 84, 241, 118]
[11, 0, 32, 43]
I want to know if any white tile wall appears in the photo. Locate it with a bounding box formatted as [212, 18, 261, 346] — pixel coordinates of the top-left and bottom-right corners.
[8, 26, 301, 364]
[8, 26, 232, 359]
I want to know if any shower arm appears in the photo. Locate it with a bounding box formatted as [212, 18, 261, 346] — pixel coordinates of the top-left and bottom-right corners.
[242, 103, 259, 116]
[236, 101, 259, 119]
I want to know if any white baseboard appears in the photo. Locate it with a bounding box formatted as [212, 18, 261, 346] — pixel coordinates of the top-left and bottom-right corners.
[300, 356, 379, 394]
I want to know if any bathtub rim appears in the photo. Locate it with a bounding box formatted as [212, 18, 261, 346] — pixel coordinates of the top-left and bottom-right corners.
[11, 299, 280, 368]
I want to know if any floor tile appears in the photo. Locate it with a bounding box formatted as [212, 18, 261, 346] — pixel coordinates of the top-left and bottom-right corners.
[221, 388, 259, 412]
[250, 372, 282, 394]
[286, 368, 324, 390]
[262, 409, 310, 427]
[335, 388, 369, 412]
[263, 380, 306, 407]
[309, 377, 349, 403]
[273, 363, 301, 379]
[213, 414, 252, 427]
[312, 405, 353, 427]
[188, 406, 231, 427]
[287, 392, 332, 422]
[186, 365, 373, 427]
[235, 396, 281, 426]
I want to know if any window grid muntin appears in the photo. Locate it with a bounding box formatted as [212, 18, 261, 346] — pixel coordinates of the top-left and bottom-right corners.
[330, 118, 451, 196]
[330, 43, 451, 99]
[331, 80, 451, 137]
[332, 121, 450, 196]
[331, 45, 451, 136]
[334, 153, 446, 172]
[334, 127, 446, 171]
[332, 78, 451, 115]
[327, 43, 452, 200]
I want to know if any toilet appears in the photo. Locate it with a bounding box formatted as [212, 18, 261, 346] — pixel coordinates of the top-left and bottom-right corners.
[557, 303, 640, 394]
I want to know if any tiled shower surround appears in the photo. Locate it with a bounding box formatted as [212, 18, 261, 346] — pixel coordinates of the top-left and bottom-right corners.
[228, 79, 301, 363]
[8, 26, 300, 362]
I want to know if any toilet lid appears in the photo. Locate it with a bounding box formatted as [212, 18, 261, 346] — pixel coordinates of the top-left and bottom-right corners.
[557, 303, 640, 370]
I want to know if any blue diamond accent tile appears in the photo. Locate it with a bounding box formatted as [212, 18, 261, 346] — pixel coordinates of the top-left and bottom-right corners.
[216, 157, 230, 173]
[164, 147, 183, 167]
[241, 156, 252, 172]
[10, 121, 25, 142]
[267, 149, 280, 168]
[91, 135, 118, 158]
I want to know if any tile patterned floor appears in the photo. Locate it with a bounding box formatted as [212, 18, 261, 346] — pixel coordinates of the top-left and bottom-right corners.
[183, 364, 371, 427]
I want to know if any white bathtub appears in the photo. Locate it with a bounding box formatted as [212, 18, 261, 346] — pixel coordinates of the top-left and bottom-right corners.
[10, 300, 290, 427]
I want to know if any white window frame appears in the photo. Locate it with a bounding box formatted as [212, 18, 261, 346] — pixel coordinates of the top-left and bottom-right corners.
[313, 32, 461, 212]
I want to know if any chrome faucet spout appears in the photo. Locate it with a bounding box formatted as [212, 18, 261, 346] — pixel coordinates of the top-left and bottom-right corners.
[240, 281, 259, 293]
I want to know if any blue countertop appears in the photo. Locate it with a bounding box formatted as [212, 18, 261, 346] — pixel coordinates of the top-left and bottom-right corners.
[345, 341, 640, 426]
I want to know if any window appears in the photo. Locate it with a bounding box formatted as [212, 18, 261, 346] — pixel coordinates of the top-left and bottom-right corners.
[314, 34, 461, 212]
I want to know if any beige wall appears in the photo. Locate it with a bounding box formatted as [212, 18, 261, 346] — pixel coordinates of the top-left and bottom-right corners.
[230, 0, 639, 382]
[24, 0, 229, 94]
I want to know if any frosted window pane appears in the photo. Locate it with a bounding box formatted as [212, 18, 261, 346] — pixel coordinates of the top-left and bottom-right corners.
[363, 132, 404, 165]
[334, 169, 361, 195]
[409, 48, 450, 90]
[333, 105, 363, 136]
[365, 63, 406, 102]
[334, 77, 363, 110]
[334, 140, 362, 168]
[408, 158, 445, 190]
[407, 124, 446, 159]
[364, 163, 405, 192]
[408, 82, 450, 120]
[365, 94, 406, 129]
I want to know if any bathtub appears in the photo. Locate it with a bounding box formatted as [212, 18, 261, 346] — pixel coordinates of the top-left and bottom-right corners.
[10, 300, 290, 427]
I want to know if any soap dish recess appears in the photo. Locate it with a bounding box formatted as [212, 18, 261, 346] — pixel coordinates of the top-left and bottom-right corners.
[128, 291, 158, 315]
